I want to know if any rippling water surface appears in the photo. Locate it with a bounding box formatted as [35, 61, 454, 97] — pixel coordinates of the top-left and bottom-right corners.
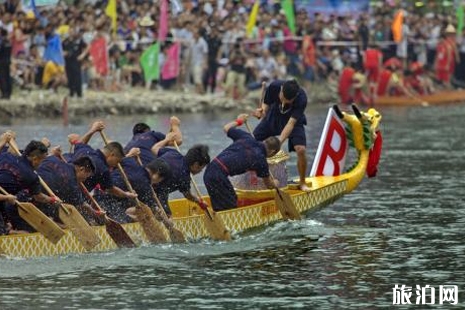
[0, 104, 464, 309]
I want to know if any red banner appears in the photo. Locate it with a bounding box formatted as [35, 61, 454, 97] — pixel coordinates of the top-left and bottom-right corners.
[89, 37, 109, 76]
[310, 108, 348, 177]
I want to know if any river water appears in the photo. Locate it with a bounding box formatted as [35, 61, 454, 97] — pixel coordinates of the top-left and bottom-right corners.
[0, 104, 464, 309]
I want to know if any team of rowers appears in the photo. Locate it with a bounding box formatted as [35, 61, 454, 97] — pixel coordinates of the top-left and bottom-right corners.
[339, 24, 460, 105]
[0, 79, 310, 236]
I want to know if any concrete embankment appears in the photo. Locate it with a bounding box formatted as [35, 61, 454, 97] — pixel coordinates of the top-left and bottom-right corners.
[0, 83, 337, 121]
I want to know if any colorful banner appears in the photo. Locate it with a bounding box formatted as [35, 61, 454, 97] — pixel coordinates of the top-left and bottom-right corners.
[89, 37, 109, 76]
[282, 0, 296, 34]
[161, 42, 180, 80]
[22, 0, 59, 8]
[392, 10, 404, 43]
[246, 1, 260, 37]
[43, 34, 64, 66]
[457, 4, 464, 35]
[295, 0, 370, 14]
[140, 43, 160, 82]
[159, 0, 169, 41]
[310, 108, 348, 177]
[105, 0, 117, 33]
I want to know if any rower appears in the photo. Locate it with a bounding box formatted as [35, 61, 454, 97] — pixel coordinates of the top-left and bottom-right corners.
[98, 157, 172, 223]
[151, 133, 210, 216]
[203, 114, 280, 211]
[124, 117, 183, 166]
[67, 121, 137, 201]
[0, 141, 59, 232]
[251, 79, 310, 191]
[36, 152, 97, 223]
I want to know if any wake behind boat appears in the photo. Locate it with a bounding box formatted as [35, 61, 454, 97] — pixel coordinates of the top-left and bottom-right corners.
[0, 106, 382, 259]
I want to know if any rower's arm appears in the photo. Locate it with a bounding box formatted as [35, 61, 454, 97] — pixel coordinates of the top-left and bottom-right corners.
[279, 117, 297, 144]
[33, 192, 60, 204]
[182, 190, 200, 203]
[80, 121, 105, 144]
[168, 116, 183, 147]
[223, 114, 249, 133]
[106, 186, 137, 199]
[151, 132, 178, 156]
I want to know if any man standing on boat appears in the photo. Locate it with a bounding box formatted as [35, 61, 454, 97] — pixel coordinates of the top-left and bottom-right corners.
[252, 79, 310, 191]
[203, 114, 280, 211]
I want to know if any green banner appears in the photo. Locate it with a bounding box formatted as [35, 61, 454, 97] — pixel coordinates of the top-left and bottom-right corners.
[140, 43, 160, 82]
[282, 0, 296, 34]
[457, 5, 464, 35]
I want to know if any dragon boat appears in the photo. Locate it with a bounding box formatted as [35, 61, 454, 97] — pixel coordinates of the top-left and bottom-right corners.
[375, 89, 465, 106]
[0, 106, 382, 259]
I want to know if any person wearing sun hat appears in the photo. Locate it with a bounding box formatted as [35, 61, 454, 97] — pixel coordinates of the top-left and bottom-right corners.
[434, 24, 458, 89]
[139, 16, 155, 28]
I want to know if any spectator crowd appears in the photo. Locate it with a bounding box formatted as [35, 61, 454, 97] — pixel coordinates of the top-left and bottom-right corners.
[0, 0, 464, 101]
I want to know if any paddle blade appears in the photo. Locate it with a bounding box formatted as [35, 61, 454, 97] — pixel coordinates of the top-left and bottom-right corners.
[168, 226, 186, 243]
[274, 189, 301, 220]
[58, 204, 100, 251]
[134, 202, 168, 243]
[202, 209, 232, 241]
[104, 217, 136, 248]
[17, 202, 65, 244]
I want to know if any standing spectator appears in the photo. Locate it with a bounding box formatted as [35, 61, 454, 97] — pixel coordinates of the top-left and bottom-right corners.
[0, 28, 12, 99]
[301, 31, 316, 89]
[189, 29, 208, 94]
[457, 28, 465, 83]
[357, 18, 369, 64]
[203, 25, 222, 94]
[255, 49, 278, 84]
[63, 27, 88, 99]
[224, 39, 247, 100]
[363, 43, 383, 104]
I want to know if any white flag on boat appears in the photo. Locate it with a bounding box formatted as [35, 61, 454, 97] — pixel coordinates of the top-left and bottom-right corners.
[310, 107, 348, 177]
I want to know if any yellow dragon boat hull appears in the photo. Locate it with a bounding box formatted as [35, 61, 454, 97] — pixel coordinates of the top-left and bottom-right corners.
[0, 106, 382, 259]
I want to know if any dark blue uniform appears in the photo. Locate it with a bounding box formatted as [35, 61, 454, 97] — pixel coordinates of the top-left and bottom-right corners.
[0, 152, 41, 195]
[96, 157, 155, 223]
[124, 131, 165, 166]
[155, 147, 191, 215]
[204, 128, 270, 211]
[36, 156, 90, 222]
[0, 153, 42, 232]
[37, 156, 84, 206]
[71, 143, 113, 191]
[253, 80, 307, 151]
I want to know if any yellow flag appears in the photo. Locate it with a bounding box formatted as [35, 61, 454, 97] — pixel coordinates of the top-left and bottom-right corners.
[246, 1, 260, 37]
[105, 0, 117, 33]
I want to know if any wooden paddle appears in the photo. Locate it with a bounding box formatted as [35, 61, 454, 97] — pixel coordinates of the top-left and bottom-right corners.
[243, 118, 301, 220]
[100, 131, 168, 244]
[79, 182, 136, 248]
[8, 143, 100, 250]
[173, 142, 231, 241]
[134, 155, 186, 243]
[39, 179, 100, 250]
[0, 186, 65, 244]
